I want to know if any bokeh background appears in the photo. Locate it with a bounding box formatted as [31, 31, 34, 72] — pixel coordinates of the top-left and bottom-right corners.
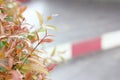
[21, 0, 120, 80]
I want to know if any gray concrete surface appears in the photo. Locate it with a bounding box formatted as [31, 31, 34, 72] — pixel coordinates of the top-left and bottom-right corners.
[50, 47, 120, 80]
[24, 1, 120, 80]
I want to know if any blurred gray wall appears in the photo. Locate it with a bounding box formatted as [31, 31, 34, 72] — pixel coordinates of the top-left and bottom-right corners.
[39, 0, 120, 3]
[92, 0, 120, 2]
[81, 0, 120, 3]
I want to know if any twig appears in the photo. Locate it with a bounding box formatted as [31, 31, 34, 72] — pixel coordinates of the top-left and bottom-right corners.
[19, 30, 48, 69]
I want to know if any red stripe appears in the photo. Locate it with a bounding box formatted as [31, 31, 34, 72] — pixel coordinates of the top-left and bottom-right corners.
[72, 37, 101, 57]
[17, 0, 29, 2]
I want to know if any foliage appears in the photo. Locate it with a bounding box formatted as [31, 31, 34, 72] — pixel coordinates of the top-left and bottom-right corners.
[0, 0, 57, 80]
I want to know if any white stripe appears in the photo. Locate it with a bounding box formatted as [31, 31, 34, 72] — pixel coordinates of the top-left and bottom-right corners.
[101, 30, 120, 50]
[46, 43, 72, 62]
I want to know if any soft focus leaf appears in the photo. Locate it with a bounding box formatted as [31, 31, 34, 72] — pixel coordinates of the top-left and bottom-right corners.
[21, 64, 30, 74]
[46, 25, 57, 31]
[0, 51, 5, 58]
[25, 72, 32, 80]
[36, 11, 44, 26]
[30, 64, 48, 74]
[0, 14, 6, 20]
[47, 64, 57, 71]
[20, 57, 30, 64]
[16, 44, 22, 49]
[37, 28, 46, 33]
[37, 78, 42, 80]
[20, 6, 27, 14]
[0, 25, 5, 34]
[0, 63, 10, 71]
[28, 58, 46, 67]
[51, 47, 56, 56]
[10, 70, 23, 80]
[42, 38, 53, 43]
[47, 16, 52, 21]
[0, 66, 6, 72]
[5, 48, 15, 57]
[36, 32, 39, 40]
[4, 16, 13, 22]
[27, 34, 34, 40]
[8, 57, 13, 69]
[7, 3, 16, 8]
[0, 41, 7, 49]
[60, 56, 66, 62]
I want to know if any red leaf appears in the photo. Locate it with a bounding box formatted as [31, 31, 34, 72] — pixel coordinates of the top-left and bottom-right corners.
[42, 38, 53, 43]
[25, 72, 32, 80]
[47, 64, 57, 71]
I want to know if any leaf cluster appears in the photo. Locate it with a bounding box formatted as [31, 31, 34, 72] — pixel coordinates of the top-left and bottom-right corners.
[0, 0, 57, 80]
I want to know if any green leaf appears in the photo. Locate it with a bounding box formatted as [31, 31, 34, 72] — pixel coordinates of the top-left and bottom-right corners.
[27, 35, 34, 40]
[16, 44, 22, 49]
[20, 57, 30, 64]
[36, 28, 46, 33]
[0, 66, 6, 72]
[4, 16, 13, 22]
[0, 41, 7, 49]
[36, 11, 43, 26]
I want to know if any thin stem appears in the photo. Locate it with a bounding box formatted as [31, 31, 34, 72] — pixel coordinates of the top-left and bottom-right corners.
[31, 30, 47, 53]
[19, 30, 48, 69]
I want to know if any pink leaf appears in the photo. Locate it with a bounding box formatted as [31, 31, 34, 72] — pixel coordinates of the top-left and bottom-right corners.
[42, 38, 53, 43]
[5, 48, 14, 57]
[10, 70, 23, 80]
[37, 78, 41, 80]
[8, 57, 14, 69]
[0, 14, 7, 21]
[47, 64, 57, 71]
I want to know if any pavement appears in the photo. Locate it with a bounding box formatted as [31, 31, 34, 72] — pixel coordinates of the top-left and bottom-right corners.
[24, 0, 120, 80]
[50, 47, 120, 80]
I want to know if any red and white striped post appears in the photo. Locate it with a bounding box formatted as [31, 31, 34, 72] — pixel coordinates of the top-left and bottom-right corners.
[46, 30, 120, 62]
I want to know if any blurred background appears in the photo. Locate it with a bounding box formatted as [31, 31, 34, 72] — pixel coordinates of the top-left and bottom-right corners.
[20, 0, 120, 80]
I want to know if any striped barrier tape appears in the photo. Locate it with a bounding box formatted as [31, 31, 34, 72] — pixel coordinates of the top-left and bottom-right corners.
[46, 30, 120, 62]
[17, 0, 29, 2]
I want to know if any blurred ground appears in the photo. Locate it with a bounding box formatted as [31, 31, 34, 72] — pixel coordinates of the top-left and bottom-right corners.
[50, 47, 120, 80]
[24, 0, 120, 80]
